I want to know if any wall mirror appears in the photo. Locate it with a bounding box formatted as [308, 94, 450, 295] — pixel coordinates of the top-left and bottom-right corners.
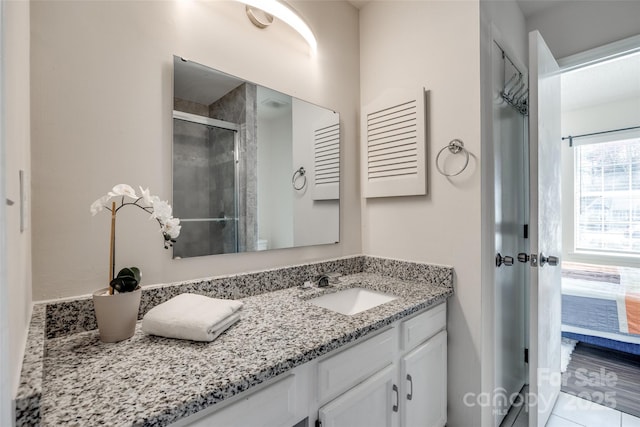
[173, 56, 340, 258]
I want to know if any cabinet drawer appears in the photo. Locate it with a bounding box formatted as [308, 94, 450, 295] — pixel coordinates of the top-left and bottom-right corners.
[184, 374, 298, 427]
[401, 303, 446, 351]
[317, 328, 395, 403]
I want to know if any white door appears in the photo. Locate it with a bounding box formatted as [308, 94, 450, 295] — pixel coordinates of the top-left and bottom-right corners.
[492, 38, 528, 426]
[528, 30, 563, 427]
[400, 331, 447, 427]
[319, 365, 397, 427]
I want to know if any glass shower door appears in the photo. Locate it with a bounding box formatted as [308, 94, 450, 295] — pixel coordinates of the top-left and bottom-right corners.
[172, 117, 239, 258]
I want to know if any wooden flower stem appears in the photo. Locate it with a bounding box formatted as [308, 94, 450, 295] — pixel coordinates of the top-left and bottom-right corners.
[108, 201, 116, 295]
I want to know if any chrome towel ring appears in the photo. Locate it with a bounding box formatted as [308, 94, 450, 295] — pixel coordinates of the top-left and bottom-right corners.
[292, 167, 307, 190]
[436, 139, 470, 177]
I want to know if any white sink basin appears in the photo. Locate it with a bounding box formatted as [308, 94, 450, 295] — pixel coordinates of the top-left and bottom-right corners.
[308, 287, 398, 315]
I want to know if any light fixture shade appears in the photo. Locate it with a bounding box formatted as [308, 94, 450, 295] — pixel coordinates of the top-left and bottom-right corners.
[237, 0, 317, 53]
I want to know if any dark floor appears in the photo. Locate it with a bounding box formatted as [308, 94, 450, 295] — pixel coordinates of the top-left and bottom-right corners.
[561, 342, 640, 418]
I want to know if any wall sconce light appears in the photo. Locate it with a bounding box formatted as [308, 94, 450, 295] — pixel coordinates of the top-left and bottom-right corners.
[245, 5, 274, 29]
[238, 0, 317, 53]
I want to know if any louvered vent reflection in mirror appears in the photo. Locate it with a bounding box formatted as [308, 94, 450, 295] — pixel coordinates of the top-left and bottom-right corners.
[362, 88, 427, 198]
[312, 120, 340, 200]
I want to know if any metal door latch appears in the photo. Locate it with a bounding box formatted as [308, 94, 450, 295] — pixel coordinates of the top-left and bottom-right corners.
[517, 253, 537, 267]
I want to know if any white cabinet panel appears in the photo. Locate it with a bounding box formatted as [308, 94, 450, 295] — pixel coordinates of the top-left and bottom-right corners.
[400, 331, 447, 427]
[319, 365, 397, 427]
[317, 328, 395, 403]
[400, 303, 446, 351]
[184, 374, 299, 427]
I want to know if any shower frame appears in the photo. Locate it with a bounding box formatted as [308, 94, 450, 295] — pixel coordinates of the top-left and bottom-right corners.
[172, 110, 241, 255]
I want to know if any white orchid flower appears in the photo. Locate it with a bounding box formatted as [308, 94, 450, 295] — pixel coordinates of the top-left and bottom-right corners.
[138, 186, 159, 206]
[139, 186, 152, 204]
[89, 195, 112, 215]
[151, 199, 172, 222]
[162, 217, 181, 239]
[92, 184, 181, 265]
[108, 184, 137, 199]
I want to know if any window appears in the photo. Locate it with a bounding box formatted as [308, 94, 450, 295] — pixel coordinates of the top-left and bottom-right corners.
[574, 137, 640, 256]
[561, 43, 640, 266]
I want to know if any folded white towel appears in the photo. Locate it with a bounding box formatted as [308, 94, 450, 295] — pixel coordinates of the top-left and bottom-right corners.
[141, 293, 243, 342]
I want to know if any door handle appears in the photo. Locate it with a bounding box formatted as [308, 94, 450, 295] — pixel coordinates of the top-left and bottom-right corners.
[406, 374, 413, 400]
[392, 384, 399, 412]
[540, 253, 559, 267]
[495, 253, 514, 267]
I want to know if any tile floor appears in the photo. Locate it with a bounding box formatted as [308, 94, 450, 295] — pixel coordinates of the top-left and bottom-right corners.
[546, 393, 640, 427]
[506, 392, 640, 427]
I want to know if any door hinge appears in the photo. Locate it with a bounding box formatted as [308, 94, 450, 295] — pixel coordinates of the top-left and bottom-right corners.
[524, 348, 529, 363]
[523, 224, 529, 239]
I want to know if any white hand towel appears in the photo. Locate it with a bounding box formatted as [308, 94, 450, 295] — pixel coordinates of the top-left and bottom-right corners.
[141, 293, 243, 342]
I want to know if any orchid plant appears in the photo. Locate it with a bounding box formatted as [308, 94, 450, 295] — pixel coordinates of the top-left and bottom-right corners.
[90, 184, 181, 294]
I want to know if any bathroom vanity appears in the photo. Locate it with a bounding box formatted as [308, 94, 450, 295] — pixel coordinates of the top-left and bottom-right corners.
[178, 303, 447, 427]
[15, 256, 453, 427]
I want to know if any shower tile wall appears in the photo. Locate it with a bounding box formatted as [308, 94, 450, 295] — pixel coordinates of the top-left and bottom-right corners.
[210, 83, 259, 253]
[172, 121, 238, 257]
[208, 126, 237, 255]
[172, 119, 214, 257]
[243, 85, 258, 252]
[173, 98, 208, 117]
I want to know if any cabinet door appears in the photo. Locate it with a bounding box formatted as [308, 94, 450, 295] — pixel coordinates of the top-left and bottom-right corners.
[319, 365, 398, 427]
[401, 331, 447, 427]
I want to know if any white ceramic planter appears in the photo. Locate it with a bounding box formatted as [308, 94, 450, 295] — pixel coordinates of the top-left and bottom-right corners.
[92, 287, 142, 343]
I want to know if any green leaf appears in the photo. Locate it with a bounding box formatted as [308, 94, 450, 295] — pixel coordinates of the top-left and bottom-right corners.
[128, 267, 141, 283]
[116, 267, 141, 284]
[109, 276, 138, 293]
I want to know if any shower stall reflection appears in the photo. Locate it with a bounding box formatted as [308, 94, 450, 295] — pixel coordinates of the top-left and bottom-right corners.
[172, 116, 240, 257]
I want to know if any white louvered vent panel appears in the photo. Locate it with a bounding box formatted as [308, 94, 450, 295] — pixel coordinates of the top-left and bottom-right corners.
[315, 123, 340, 185]
[362, 89, 427, 198]
[367, 99, 418, 180]
[312, 119, 340, 201]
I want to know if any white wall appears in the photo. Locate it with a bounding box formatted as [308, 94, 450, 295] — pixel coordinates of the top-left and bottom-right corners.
[31, 0, 361, 300]
[359, 2, 482, 425]
[562, 97, 640, 137]
[4, 0, 32, 402]
[257, 102, 293, 249]
[525, 0, 640, 59]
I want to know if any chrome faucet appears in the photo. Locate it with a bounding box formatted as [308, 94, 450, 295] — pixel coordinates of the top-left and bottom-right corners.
[315, 274, 331, 287]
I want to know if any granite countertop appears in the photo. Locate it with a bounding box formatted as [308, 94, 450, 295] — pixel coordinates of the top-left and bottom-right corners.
[35, 270, 453, 426]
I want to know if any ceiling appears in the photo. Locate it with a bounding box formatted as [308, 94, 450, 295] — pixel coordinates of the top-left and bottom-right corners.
[515, 0, 560, 18]
[561, 50, 640, 112]
[350, 0, 559, 17]
[347, 0, 369, 9]
[174, 58, 244, 106]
